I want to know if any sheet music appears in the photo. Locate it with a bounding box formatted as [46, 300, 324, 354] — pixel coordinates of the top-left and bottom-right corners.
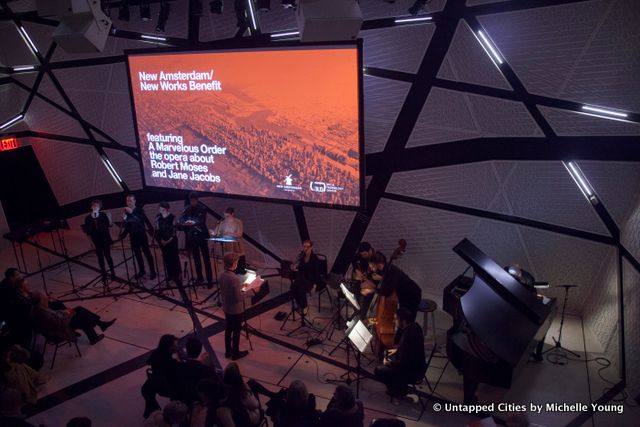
[348, 320, 372, 353]
[340, 283, 360, 310]
[241, 271, 264, 292]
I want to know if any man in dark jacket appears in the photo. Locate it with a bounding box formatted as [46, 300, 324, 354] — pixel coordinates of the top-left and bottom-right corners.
[374, 307, 427, 397]
[83, 199, 115, 280]
[120, 194, 156, 280]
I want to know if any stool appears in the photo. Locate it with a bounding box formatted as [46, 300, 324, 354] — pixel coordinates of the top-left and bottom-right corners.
[418, 299, 437, 344]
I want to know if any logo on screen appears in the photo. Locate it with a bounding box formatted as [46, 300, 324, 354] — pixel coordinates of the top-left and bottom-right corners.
[310, 181, 326, 192]
[284, 174, 293, 186]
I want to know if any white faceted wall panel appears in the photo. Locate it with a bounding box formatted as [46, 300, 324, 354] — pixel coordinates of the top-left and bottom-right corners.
[360, 0, 446, 20]
[361, 23, 433, 74]
[539, 106, 640, 136]
[363, 76, 411, 153]
[469, 219, 533, 274]
[406, 87, 480, 148]
[519, 228, 611, 313]
[0, 85, 26, 121]
[104, 148, 143, 191]
[623, 260, 640, 400]
[387, 162, 500, 210]
[579, 161, 640, 227]
[304, 207, 356, 270]
[0, 22, 37, 66]
[503, 161, 609, 235]
[464, 93, 543, 137]
[30, 140, 121, 205]
[437, 20, 511, 90]
[478, 0, 640, 111]
[25, 97, 88, 138]
[257, 4, 297, 34]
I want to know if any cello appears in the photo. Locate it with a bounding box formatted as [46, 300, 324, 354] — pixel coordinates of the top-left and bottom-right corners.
[370, 239, 407, 357]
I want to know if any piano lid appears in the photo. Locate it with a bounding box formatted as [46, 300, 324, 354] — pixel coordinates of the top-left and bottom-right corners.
[454, 239, 550, 325]
[461, 275, 539, 366]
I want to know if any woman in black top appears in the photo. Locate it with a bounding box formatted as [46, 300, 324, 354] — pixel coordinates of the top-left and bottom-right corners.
[155, 202, 181, 285]
[83, 200, 115, 279]
[142, 334, 179, 418]
[319, 385, 364, 427]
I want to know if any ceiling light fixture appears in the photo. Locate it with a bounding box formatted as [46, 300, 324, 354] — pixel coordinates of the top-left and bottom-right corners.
[581, 105, 629, 121]
[270, 30, 299, 39]
[0, 114, 24, 131]
[395, 16, 432, 24]
[18, 26, 39, 55]
[563, 161, 597, 204]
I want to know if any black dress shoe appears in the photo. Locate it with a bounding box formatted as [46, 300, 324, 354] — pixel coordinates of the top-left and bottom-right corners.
[134, 271, 145, 279]
[89, 334, 105, 345]
[231, 350, 249, 361]
[99, 318, 117, 332]
[149, 272, 157, 280]
[224, 351, 231, 359]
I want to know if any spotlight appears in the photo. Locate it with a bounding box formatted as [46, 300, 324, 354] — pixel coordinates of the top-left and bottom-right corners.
[140, 2, 151, 21]
[191, 0, 203, 16]
[408, 0, 430, 16]
[257, 0, 270, 11]
[156, 1, 171, 32]
[118, 2, 130, 21]
[281, 0, 296, 9]
[209, 0, 223, 14]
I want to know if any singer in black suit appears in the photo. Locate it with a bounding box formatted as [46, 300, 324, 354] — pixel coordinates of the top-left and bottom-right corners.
[179, 192, 212, 287]
[83, 200, 115, 279]
[120, 194, 156, 280]
[291, 240, 322, 312]
[156, 202, 181, 285]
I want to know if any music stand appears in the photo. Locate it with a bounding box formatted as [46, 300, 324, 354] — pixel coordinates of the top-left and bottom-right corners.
[240, 273, 268, 350]
[542, 284, 581, 364]
[347, 319, 373, 398]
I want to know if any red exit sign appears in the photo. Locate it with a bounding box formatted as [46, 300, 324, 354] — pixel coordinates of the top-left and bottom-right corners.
[0, 137, 19, 151]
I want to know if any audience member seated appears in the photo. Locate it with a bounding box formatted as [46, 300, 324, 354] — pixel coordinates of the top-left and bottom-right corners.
[319, 385, 364, 427]
[195, 377, 228, 427]
[66, 417, 92, 427]
[276, 380, 318, 427]
[143, 401, 188, 427]
[219, 362, 262, 427]
[0, 269, 34, 350]
[141, 334, 180, 418]
[175, 336, 221, 406]
[2, 345, 48, 405]
[31, 292, 115, 345]
[374, 307, 427, 398]
[0, 388, 36, 427]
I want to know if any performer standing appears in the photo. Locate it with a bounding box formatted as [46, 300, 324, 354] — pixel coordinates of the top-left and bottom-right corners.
[156, 202, 181, 286]
[180, 192, 212, 287]
[213, 207, 246, 274]
[220, 252, 249, 361]
[290, 240, 321, 314]
[83, 199, 115, 280]
[120, 194, 156, 280]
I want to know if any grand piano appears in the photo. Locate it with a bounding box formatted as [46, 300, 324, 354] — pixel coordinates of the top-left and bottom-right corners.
[443, 239, 557, 404]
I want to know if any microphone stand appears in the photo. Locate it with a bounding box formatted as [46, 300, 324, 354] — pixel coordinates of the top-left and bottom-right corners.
[542, 284, 581, 364]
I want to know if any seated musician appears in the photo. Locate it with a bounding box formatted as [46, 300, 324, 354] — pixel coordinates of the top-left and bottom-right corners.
[351, 242, 379, 315]
[290, 240, 321, 315]
[368, 252, 422, 317]
[374, 307, 427, 397]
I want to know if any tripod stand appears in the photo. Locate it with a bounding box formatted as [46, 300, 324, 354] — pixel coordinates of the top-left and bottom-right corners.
[542, 284, 580, 365]
[280, 290, 320, 337]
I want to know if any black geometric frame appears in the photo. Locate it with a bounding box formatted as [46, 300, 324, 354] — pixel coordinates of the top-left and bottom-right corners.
[2, 1, 639, 424]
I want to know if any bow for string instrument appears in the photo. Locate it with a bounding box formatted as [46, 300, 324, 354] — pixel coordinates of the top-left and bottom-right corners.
[368, 239, 407, 357]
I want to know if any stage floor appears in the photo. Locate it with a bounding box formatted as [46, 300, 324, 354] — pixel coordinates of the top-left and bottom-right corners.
[0, 231, 636, 427]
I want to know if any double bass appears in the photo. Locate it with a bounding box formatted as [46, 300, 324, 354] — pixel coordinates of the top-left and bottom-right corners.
[369, 239, 407, 356]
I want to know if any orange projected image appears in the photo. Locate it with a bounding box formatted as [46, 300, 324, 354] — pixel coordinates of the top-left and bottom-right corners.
[127, 45, 361, 207]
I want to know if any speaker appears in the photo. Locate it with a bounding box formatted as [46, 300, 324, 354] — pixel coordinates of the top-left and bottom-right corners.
[53, 10, 112, 53]
[296, 0, 362, 42]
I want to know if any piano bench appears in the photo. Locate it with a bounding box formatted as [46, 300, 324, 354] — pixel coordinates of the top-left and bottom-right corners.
[418, 299, 438, 343]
